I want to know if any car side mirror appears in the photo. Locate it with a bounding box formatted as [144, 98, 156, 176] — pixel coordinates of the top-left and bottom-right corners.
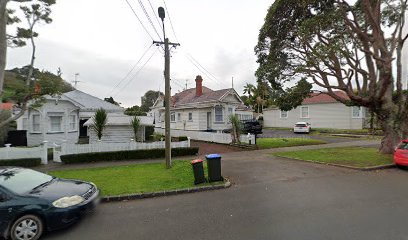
[0, 193, 9, 202]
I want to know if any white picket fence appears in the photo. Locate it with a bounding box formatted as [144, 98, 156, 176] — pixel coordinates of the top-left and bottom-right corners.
[154, 128, 256, 145]
[0, 142, 49, 164]
[53, 139, 190, 162]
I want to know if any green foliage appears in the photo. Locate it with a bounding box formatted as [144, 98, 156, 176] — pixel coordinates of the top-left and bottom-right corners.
[257, 138, 326, 149]
[0, 110, 12, 145]
[130, 116, 140, 141]
[140, 90, 163, 112]
[125, 105, 146, 116]
[271, 78, 313, 111]
[0, 158, 41, 167]
[60, 147, 199, 164]
[152, 133, 165, 141]
[177, 136, 188, 141]
[92, 108, 107, 140]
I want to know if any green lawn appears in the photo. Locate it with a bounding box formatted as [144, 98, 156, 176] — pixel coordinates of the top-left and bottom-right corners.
[257, 138, 326, 149]
[273, 147, 393, 167]
[50, 160, 220, 197]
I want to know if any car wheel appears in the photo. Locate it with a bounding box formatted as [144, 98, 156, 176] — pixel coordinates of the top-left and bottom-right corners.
[10, 215, 43, 240]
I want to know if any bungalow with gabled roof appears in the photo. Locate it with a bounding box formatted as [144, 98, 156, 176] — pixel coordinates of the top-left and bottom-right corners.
[151, 75, 253, 132]
[263, 91, 368, 130]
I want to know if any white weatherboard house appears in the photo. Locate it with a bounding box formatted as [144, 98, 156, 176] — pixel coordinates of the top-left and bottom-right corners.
[263, 91, 368, 130]
[16, 90, 124, 146]
[84, 114, 154, 143]
[151, 75, 253, 133]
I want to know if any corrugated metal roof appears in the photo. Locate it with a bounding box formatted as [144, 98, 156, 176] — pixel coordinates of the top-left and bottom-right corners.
[302, 91, 349, 104]
[171, 87, 233, 107]
[63, 90, 124, 111]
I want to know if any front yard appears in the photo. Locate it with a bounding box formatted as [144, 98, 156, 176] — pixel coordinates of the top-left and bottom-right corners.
[49, 160, 221, 197]
[257, 138, 326, 149]
[273, 147, 393, 168]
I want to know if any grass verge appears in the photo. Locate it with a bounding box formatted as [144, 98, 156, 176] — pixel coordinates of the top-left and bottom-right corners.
[273, 147, 393, 168]
[257, 138, 326, 149]
[49, 160, 222, 197]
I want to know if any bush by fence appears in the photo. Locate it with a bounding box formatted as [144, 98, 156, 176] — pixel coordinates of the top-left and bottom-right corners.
[0, 158, 41, 167]
[61, 147, 199, 164]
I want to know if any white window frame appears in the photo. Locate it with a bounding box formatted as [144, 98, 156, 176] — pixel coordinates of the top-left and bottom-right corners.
[280, 110, 288, 118]
[69, 114, 77, 131]
[214, 106, 224, 123]
[300, 106, 309, 118]
[352, 106, 363, 118]
[22, 118, 28, 130]
[188, 112, 193, 121]
[32, 114, 41, 133]
[170, 112, 176, 122]
[49, 116, 63, 132]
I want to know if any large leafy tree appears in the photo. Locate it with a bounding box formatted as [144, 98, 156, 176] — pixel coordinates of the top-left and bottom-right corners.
[256, 0, 408, 153]
[140, 90, 163, 113]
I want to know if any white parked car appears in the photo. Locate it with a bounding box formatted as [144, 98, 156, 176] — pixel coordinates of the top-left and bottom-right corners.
[293, 122, 312, 133]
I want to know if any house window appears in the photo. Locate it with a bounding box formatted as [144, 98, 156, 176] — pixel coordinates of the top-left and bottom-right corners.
[49, 116, 63, 132]
[170, 112, 176, 122]
[69, 114, 77, 131]
[280, 110, 288, 118]
[32, 115, 40, 132]
[177, 113, 181, 122]
[352, 106, 362, 118]
[300, 107, 309, 118]
[188, 112, 193, 121]
[22, 118, 28, 130]
[215, 106, 224, 122]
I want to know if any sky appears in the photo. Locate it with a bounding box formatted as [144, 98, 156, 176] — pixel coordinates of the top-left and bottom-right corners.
[6, 0, 273, 107]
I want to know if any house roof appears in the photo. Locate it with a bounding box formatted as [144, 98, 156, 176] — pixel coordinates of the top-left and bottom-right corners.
[302, 91, 349, 105]
[170, 87, 239, 107]
[83, 114, 154, 127]
[0, 102, 13, 111]
[61, 90, 124, 112]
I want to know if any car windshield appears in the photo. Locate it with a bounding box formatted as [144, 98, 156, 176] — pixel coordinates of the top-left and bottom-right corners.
[295, 124, 307, 127]
[0, 168, 54, 195]
[398, 142, 408, 150]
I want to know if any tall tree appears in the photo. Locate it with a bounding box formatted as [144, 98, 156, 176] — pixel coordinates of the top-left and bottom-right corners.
[92, 108, 107, 141]
[256, 0, 408, 153]
[140, 90, 163, 113]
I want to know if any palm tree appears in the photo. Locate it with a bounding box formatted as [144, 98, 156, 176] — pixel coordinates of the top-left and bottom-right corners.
[243, 83, 256, 97]
[229, 115, 242, 144]
[92, 108, 107, 140]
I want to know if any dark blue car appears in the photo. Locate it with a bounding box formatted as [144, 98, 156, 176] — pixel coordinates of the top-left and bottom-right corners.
[0, 167, 99, 240]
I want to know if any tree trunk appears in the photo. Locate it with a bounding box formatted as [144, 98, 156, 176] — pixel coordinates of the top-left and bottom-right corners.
[379, 120, 400, 154]
[0, 0, 7, 97]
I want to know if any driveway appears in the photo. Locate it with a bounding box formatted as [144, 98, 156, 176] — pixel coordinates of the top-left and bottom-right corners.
[41, 140, 408, 240]
[259, 129, 367, 143]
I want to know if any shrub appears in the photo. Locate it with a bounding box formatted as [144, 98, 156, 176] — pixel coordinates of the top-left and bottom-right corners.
[0, 158, 41, 167]
[178, 136, 188, 141]
[60, 147, 199, 164]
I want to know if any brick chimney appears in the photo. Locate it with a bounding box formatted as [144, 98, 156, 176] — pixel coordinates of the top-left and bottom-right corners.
[195, 75, 203, 97]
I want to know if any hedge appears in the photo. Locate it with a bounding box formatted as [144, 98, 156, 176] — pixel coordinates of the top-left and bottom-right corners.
[60, 147, 199, 164]
[0, 158, 41, 167]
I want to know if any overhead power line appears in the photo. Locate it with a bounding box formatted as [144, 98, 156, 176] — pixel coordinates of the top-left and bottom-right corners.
[147, 0, 163, 32]
[137, 0, 162, 41]
[162, 0, 179, 42]
[113, 47, 159, 97]
[124, 0, 155, 41]
[108, 43, 154, 96]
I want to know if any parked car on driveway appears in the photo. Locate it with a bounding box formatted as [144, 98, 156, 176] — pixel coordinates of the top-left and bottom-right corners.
[0, 167, 100, 240]
[223, 120, 263, 135]
[293, 122, 312, 133]
[394, 140, 408, 166]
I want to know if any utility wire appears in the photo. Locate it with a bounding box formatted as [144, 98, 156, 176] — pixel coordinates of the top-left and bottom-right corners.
[108, 43, 154, 96]
[147, 0, 163, 32]
[162, 0, 179, 42]
[114, 47, 159, 97]
[137, 0, 162, 41]
[124, 0, 155, 41]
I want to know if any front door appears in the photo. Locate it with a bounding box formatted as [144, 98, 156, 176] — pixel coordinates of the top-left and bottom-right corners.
[207, 112, 212, 130]
[79, 119, 89, 137]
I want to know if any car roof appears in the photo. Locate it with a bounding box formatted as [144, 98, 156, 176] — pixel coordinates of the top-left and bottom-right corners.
[295, 122, 308, 124]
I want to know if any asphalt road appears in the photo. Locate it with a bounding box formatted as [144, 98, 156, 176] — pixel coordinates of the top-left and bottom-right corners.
[42, 145, 408, 240]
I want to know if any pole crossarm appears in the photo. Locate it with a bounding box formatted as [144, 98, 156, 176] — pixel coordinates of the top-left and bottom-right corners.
[153, 41, 180, 47]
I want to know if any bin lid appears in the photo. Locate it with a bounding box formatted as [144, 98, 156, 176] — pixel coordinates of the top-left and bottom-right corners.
[206, 154, 221, 159]
[191, 159, 203, 164]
